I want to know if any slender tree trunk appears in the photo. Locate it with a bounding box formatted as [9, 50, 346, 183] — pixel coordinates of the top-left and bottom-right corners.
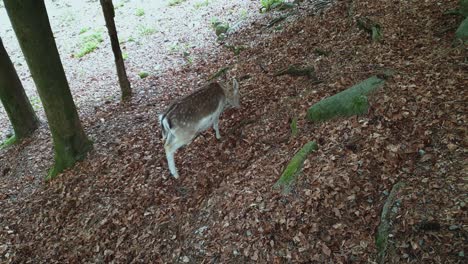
[0, 37, 39, 140]
[100, 0, 132, 101]
[4, 0, 92, 179]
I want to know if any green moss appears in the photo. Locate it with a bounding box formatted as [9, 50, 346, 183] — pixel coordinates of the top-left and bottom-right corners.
[274, 141, 318, 193]
[122, 52, 128, 60]
[307, 76, 386, 122]
[290, 117, 298, 138]
[137, 25, 157, 36]
[0, 135, 17, 149]
[47, 137, 93, 180]
[138, 71, 149, 78]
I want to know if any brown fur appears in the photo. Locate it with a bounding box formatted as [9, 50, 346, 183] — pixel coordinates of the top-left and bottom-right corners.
[161, 83, 226, 126]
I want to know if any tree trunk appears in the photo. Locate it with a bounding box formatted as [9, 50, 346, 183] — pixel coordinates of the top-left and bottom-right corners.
[100, 0, 132, 101]
[0, 37, 39, 140]
[4, 0, 92, 179]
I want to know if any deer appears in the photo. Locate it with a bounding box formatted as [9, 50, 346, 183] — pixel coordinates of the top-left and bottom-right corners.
[159, 78, 240, 178]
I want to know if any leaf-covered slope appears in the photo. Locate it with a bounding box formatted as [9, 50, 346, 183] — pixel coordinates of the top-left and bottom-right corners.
[0, 0, 466, 263]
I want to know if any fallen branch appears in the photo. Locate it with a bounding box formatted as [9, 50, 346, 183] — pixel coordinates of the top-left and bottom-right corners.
[290, 117, 298, 138]
[376, 181, 405, 264]
[306, 75, 387, 122]
[274, 141, 318, 193]
[267, 14, 290, 28]
[207, 66, 230, 81]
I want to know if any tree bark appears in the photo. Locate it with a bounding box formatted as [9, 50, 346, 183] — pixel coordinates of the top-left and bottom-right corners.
[0, 37, 39, 140]
[4, 0, 92, 179]
[100, 0, 132, 101]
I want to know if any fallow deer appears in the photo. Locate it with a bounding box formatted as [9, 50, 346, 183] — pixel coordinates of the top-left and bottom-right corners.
[159, 79, 240, 178]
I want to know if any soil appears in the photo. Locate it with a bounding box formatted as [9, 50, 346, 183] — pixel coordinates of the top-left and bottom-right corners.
[0, 0, 466, 263]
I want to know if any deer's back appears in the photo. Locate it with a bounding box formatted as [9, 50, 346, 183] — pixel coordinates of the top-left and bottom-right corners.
[162, 82, 226, 126]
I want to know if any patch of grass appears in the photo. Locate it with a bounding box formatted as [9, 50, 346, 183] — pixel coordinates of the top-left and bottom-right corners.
[122, 52, 128, 60]
[168, 43, 181, 53]
[138, 71, 149, 79]
[135, 8, 145, 16]
[240, 9, 248, 20]
[60, 10, 76, 26]
[75, 31, 104, 58]
[260, 0, 284, 12]
[168, 0, 187, 6]
[114, 1, 125, 9]
[79, 27, 91, 34]
[0, 135, 16, 150]
[168, 42, 193, 59]
[210, 17, 220, 26]
[194, 0, 210, 9]
[182, 50, 194, 64]
[137, 25, 157, 36]
[29, 96, 42, 111]
[211, 18, 229, 40]
[184, 56, 194, 64]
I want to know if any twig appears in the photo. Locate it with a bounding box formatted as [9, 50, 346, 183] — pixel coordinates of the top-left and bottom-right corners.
[207, 66, 230, 81]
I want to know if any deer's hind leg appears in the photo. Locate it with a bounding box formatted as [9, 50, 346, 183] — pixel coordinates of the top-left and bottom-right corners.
[164, 133, 190, 178]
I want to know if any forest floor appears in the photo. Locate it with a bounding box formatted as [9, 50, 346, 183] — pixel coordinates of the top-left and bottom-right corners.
[0, 0, 466, 263]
